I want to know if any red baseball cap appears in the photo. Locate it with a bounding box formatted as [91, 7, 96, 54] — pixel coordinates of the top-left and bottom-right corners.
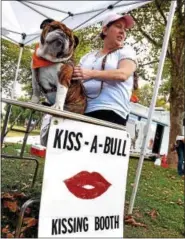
[102, 13, 135, 29]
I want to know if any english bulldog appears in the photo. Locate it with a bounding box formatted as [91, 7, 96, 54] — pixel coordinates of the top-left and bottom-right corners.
[31, 20, 86, 114]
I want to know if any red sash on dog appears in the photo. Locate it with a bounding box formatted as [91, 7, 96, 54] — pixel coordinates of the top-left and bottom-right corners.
[32, 44, 55, 69]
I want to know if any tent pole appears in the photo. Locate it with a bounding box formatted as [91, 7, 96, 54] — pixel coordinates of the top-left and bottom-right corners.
[128, 0, 177, 215]
[11, 33, 26, 99]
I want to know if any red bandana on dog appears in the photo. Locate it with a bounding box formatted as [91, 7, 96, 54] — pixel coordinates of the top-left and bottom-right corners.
[32, 43, 55, 69]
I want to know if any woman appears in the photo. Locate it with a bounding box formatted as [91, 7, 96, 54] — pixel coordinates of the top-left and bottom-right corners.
[72, 13, 137, 126]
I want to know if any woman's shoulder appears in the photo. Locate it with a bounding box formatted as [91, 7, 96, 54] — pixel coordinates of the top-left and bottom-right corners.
[117, 45, 136, 55]
[116, 45, 137, 61]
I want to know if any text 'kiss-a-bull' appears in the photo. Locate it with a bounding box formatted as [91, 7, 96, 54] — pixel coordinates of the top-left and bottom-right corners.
[53, 129, 127, 156]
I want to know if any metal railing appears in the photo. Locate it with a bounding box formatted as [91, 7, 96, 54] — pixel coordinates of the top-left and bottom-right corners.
[1, 98, 126, 130]
[1, 98, 126, 188]
[1, 97, 126, 238]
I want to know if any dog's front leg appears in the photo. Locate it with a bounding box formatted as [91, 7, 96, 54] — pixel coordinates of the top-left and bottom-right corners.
[53, 63, 73, 110]
[31, 68, 41, 103]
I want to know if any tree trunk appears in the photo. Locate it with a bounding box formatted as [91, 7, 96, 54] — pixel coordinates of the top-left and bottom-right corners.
[167, 22, 185, 166]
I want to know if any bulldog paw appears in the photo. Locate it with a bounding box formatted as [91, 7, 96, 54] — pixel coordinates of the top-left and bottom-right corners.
[51, 103, 64, 111]
[31, 95, 40, 104]
[53, 85, 68, 111]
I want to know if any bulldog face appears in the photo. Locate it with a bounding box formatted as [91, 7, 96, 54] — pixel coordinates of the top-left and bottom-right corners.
[37, 21, 79, 62]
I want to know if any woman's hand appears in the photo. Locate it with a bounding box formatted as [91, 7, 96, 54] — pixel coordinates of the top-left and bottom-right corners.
[72, 65, 92, 81]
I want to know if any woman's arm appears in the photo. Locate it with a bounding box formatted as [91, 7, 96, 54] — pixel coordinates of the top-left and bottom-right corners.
[72, 59, 137, 81]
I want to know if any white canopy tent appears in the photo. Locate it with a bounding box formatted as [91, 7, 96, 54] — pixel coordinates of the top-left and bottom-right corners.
[2, 1, 151, 45]
[2, 0, 152, 99]
[1, 0, 177, 215]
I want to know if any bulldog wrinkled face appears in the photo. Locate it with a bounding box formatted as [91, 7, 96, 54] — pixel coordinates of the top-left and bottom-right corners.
[45, 29, 70, 58]
[37, 21, 79, 62]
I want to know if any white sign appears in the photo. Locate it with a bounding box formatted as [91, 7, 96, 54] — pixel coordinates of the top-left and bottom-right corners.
[38, 117, 131, 237]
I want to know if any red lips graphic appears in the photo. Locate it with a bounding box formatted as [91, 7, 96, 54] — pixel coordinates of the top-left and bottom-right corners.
[64, 171, 111, 199]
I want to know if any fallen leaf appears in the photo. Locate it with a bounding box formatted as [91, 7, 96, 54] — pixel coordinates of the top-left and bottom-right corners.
[1, 193, 14, 199]
[2, 227, 9, 234]
[23, 217, 38, 228]
[13, 192, 26, 199]
[135, 212, 142, 218]
[132, 221, 147, 227]
[3, 201, 19, 213]
[6, 233, 14, 238]
[177, 199, 183, 205]
[124, 215, 146, 228]
[148, 209, 159, 219]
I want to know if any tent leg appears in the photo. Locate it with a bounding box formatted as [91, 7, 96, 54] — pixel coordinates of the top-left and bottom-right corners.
[128, 0, 177, 215]
[1, 104, 12, 145]
[11, 46, 24, 99]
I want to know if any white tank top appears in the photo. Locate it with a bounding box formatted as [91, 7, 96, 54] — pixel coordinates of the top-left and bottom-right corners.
[80, 46, 137, 119]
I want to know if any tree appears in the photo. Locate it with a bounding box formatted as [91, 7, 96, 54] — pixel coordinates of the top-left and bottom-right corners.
[130, 0, 185, 165]
[136, 84, 153, 107]
[74, 24, 102, 63]
[1, 39, 33, 97]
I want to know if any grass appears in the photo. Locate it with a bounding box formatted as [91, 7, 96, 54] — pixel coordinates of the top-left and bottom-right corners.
[124, 159, 184, 238]
[3, 125, 40, 137]
[1, 143, 44, 196]
[1, 143, 184, 238]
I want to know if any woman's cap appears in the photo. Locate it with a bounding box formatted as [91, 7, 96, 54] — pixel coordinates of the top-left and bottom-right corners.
[102, 13, 135, 29]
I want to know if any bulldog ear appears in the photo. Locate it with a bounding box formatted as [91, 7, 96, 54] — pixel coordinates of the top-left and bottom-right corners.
[74, 35, 79, 48]
[40, 35, 45, 45]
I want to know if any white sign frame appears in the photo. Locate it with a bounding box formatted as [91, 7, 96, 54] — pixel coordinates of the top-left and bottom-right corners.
[39, 117, 131, 237]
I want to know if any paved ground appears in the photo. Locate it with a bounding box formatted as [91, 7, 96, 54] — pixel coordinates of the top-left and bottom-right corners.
[4, 135, 40, 145]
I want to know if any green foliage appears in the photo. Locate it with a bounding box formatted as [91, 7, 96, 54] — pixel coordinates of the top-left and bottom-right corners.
[130, 0, 184, 90]
[137, 84, 153, 107]
[3, 96, 42, 126]
[156, 97, 170, 111]
[1, 39, 32, 96]
[138, 83, 169, 110]
[74, 24, 102, 64]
